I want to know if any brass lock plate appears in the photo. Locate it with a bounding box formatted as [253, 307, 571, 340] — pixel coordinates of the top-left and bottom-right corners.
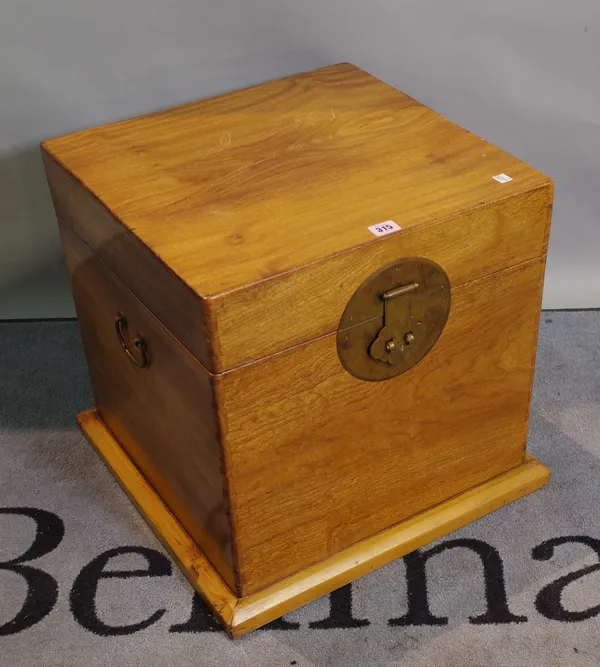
[336, 258, 451, 381]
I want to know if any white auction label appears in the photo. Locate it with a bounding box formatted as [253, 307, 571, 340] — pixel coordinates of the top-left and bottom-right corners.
[493, 173, 513, 183]
[367, 220, 401, 237]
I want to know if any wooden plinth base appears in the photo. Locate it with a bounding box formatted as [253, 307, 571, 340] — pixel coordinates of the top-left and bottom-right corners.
[77, 409, 550, 638]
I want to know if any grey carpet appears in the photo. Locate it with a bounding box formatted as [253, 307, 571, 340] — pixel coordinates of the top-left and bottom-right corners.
[1, 312, 600, 667]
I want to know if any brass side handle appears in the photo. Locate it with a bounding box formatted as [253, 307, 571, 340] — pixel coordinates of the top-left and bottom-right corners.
[115, 312, 149, 368]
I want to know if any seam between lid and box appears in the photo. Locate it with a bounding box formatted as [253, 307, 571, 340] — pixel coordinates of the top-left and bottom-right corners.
[58, 218, 549, 379]
[42, 151, 218, 372]
[212, 253, 550, 376]
[44, 149, 552, 375]
[205, 181, 553, 371]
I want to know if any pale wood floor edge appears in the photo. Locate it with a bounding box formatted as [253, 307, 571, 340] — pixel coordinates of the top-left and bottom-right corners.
[230, 455, 549, 635]
[76, 409, 239, 628]
[77, 409, 550, 638]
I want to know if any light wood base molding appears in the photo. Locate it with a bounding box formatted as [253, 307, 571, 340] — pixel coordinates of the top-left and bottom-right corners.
[78, 409, 550, 638]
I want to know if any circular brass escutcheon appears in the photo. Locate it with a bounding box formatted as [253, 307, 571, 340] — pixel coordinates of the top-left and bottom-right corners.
[336, 257, 451, 381]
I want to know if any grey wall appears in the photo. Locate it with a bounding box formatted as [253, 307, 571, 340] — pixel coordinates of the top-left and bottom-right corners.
[1, 0, 598, 317]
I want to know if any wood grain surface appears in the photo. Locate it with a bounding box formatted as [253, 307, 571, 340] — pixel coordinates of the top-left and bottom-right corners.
[45, 62, 554, 611]
[231, 454, 550, 637]
[60, 222, 236, 590]
[42, 62, 552, 371]
[43, 155, 212, 369]
[218, 257, 547, 595]
[211, 184, 552, 369]
[77, 409, 550, 638]
[77, 410, 238, 629]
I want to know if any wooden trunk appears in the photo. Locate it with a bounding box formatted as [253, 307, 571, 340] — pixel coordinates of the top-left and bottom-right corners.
[42, 63, 552, 636]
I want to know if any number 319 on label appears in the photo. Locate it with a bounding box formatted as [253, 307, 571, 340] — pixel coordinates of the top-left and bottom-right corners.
[367, 220, 402, 237]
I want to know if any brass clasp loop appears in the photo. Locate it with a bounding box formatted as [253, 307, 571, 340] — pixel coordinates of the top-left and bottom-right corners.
[336, 258, 450, 381]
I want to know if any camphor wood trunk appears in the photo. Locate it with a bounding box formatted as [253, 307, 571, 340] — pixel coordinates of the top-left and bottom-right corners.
[42, 63, 552, 636]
